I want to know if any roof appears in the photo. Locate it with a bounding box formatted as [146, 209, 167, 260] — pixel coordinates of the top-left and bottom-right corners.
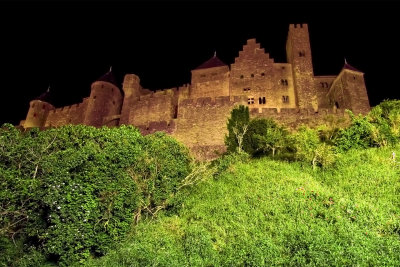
[342, 63, 362, 73]
[194, 55, 227, 70]
[95, 69, 119, 87]
[34, 88, 52, 103]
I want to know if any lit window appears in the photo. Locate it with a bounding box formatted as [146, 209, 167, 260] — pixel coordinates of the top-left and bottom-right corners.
[282, 96, 289, 103]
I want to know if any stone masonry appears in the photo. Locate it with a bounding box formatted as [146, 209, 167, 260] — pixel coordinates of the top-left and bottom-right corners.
[21, 24, 370, 160]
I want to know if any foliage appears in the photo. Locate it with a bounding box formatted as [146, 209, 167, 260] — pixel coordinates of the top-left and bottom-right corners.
[334, 111, 376, 151]
[0, 124, 192, 266]
[84, 145, 400, 266]
[225, 105, 250, 153]
[293, 126, 335, 169]
[128, 132, 192, 222]
[368, 99, 400, 146]
[243, 118, 289, 157]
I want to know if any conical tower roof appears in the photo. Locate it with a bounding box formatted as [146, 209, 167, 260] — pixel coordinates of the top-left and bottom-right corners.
[34, 86, 53, 103]
[194, 54, 227, 70]
[95, 67, 119, 87]
[342, 59, 363, 73]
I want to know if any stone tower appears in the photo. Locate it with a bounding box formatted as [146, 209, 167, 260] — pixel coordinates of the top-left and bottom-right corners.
[327, 62, 370, 115]
[83, 69, 123, 127]
[286, 23, 317, 111]
[190, 54, 230, 98]
[120, 74, 141, 125]
[24, 88, 55, 128]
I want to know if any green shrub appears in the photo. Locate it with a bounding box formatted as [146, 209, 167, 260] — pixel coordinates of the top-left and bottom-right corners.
[129, 132, 192, 221]
[335, 111, 376, 151]
[225, 105, 250, 153]
[244, 118, 289, 157]
[293, 126, 335, 169]
[368, 99, 400, 146]
[0, 125, 192, 266]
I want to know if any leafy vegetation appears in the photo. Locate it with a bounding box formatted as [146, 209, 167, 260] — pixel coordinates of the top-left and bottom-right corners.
[2, 100, 400, 266]
[83, 146, 400, 266]
[0, 125, 192, 266]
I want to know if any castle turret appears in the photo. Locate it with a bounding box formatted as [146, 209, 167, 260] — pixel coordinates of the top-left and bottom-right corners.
[190, 54, 230, 98]
[327, 61, 370, 114]
[23, 88, 55, 128]
[83, 69, 123, 127]
[120, 74, 141, 125]
[286, 23, 317, 111]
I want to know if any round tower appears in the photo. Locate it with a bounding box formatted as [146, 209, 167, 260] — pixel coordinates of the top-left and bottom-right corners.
[120, 74, 141, 125]
[24, 88, 55, 128]
[83, 68, 123, 127]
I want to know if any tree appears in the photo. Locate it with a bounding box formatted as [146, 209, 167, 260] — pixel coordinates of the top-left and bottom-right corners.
[334, 110, 376, 151]
[293, 126, 335, 169]
[225, 105, 250, 153]
[244, 118, 288, 157]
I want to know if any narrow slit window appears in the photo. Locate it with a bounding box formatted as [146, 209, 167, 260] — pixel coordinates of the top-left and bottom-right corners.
[262, 97, 266, 104]
[282, 96, 289, 103]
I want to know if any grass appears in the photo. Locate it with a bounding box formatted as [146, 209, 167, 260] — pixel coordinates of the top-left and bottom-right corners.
[83, 146, 400, 266]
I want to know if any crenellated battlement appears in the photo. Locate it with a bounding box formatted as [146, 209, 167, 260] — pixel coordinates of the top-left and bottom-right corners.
[289, 23, 308, 30]
[178, 96, 246, 108]
[20, 23, 369, 160]
[136, 119, 177, 135]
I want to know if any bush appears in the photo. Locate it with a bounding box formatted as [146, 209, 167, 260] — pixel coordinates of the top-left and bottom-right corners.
[0, 125, 192, 266]
[225, 105, 250, 153]
[243, 118, 289, 157]
[293, 126, 335, 169]
[334, 112, 376, 151]
[129, 132, 192, 221]
[368, 99, 400, 146]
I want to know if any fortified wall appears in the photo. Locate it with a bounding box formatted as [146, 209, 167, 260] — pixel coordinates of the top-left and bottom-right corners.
[20, 24, 370, 160]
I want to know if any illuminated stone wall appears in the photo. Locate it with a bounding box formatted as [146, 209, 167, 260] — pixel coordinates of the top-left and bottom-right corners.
[230, 39, 297, 112]
[190, 65, 230, 98]
[20, 24, 370, 160]
[286, 24, 317, 111]
[45, 99, 88, 127]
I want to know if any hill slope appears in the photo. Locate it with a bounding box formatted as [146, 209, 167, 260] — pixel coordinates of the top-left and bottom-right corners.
[84, 147, 400, 266]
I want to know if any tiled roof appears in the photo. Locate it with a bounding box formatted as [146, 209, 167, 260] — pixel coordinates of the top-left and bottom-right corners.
[34, 88, 52, 103]
[343, 63, 362, 73]
[195, 56, 227, 70]
[96, 70, 119, 87]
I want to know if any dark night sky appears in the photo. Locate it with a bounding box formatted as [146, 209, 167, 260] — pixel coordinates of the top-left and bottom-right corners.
[0, 0, 399, 125]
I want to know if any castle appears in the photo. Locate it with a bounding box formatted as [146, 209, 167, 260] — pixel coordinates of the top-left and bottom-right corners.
[20, 24, 370, 159]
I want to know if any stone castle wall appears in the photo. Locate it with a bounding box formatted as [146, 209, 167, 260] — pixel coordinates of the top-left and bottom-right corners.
[20, 24, 370, 160]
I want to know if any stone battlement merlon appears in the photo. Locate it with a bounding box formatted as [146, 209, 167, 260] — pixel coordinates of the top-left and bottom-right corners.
[21, 24, 369, 159]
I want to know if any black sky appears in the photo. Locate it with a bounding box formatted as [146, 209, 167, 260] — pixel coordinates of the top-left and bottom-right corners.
[1, 0, 399, 125]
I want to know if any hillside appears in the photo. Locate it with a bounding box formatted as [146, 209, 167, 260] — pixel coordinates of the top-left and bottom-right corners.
[83, 147, 400, 266]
